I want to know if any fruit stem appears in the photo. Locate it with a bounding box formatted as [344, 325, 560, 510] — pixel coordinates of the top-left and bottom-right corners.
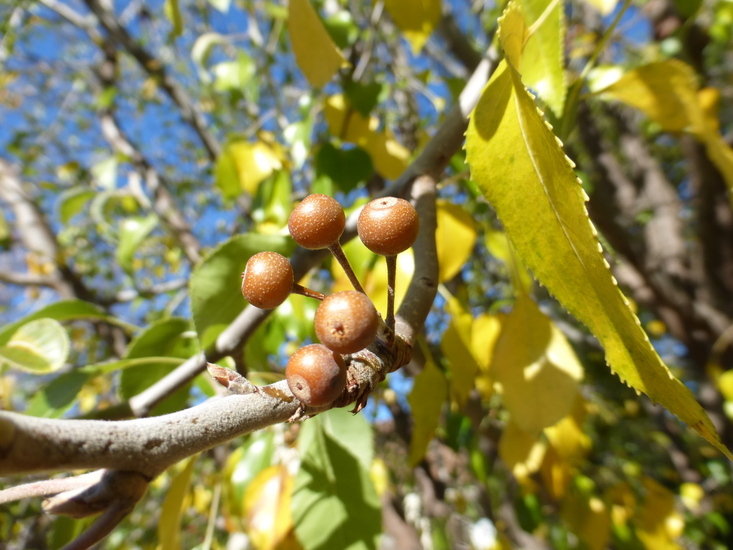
[385, 255, 396, 342]
[328, 243, 366, 294]
[291, 283, 326, 301]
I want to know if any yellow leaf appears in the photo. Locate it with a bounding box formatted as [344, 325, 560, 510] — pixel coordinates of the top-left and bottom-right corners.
[192, 483, 213, 515]
[499, 420, 546, 481]
[700, 126, 733, 205]
[341, 219, 415, 315]
[365, 129, 410, 179]
[540, 444, 572, 499]
[485, 229, 533, 291]
[164, 0, 183, 38]
[719, 370, 733, 401]
[465, 11, 730, 457]
[607, 482, 636, 527]
[471, 313, 504, 401]
[408, 341, 448, 466]
[216, 140, 284, 197]
[324, 95, 374, 144]
[157, 455, 198, 550]
[288, 0, 346, 88]
[436, 200, 477, 282]
[370, 458, 390, 497]
[698, 87, 721, 132]
[491, 295, 583, 435]
[520, 0, 567, 116]
[592, 61, 733, 206]
[485, 228, 512, 264]
[646, 319, 666, 337]
[243, 465, 296, 550]
[383, 0, 442, 54]
[441, 296, 481, 407]
[471, 314, 502, 370]
[637, 477, 684, 550]
[679, 482, 704, 512]
[332, 237, 414, 317]
[561, 491, 611, 550]
[324, 95, 410, 179]
[544, 409, 591, 465]
[593, 60, 703, 133]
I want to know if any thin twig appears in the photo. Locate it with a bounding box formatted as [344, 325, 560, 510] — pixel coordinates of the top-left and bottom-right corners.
[385, 255, 397, 335]
[81, 0, 221, 159]
[329, 242, 367, 294]
[0, 471, 104, 505]
[0, 271, 57, 287]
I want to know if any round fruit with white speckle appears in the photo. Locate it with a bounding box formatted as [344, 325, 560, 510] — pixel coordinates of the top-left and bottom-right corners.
[357, 197, 419, 256]
[288, 194, 345, 250]
[314, 291, 379, 354]
[241, 251, 293, 309]
[286, 344, 347, 407]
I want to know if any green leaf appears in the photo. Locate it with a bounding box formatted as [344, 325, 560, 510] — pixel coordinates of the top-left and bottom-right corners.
[519, 0, 566, 117]
[464, 5, 731, 458]
[57, 187, 96, 224]
[80, 356, 184, 375]
[89, 190, 119, 238]
[119, 318, 198, 415]
[116, 214, 158, 273]
[48, 516, 89, 550]
[25, 370, 89, 418]
[190, 234, 294, 349]
[317, 408, 374, 469]
[158, 455, 198, 550]
[491, 295, 583, 435]
[288, 0, 346, 88]
[212, 52, 255, 94]
[191, 32, 227, 83]
[322, 10, 359, 49]
[252, 170, 293, 230]
[244, 318, 281, 373]
[672, 0, 703, 17]
[91, 157, 117, 190]
[96, 87, 117, 109]
[284, 119, 313, 169]
[408, 341, 448, 466]
[0, 300, 136, 346]
[0, 209, 10, 248]
[315, 143, 373, 193]
[125, 318, 196, 359]
[0, 318, 69, 373]
[293, 410, 381, 550]
[164, 0, 183, 39]
[343, 81, 383, 117]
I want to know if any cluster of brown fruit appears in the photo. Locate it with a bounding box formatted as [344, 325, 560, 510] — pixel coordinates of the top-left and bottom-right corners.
[241, 194, 419, 408]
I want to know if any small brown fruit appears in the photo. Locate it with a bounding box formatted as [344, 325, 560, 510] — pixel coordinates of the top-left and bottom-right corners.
[241, 251, 293, 309]
[286, 344, 347, 407]
[314, 291, 379, 354]
[357, 197, 419, 256]
[288, 194, 346, 250]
